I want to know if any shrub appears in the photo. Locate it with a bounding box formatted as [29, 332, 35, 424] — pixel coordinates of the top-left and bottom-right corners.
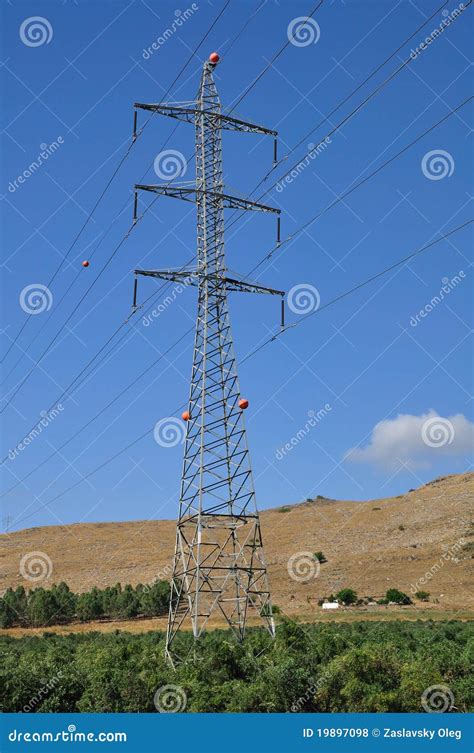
[336, 588, 358, 606]
[313, 552, 327, 563]
[386, 589, 412, 605]
[415, 591, 430, 602]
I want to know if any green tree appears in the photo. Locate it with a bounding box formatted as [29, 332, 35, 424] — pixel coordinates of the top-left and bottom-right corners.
[51, 583, 76, 624]
[76, 588, 103, 622]
[140, 581, 170, 617]
[386, 588, 412, 605]
[27, 588, 58, 627]
[336, 588, 358, 605]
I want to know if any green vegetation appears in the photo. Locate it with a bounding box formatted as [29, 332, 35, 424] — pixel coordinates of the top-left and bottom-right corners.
[313, 552, 327, 563]
[386, 588, 412, 605]
[415, 591, 430, 602]
[0, 581, 170, 629]
[0, 620, 472, 712]
[336, 588, 358, 605]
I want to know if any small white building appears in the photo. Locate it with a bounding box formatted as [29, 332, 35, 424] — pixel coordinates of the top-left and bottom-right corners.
[322, 602, 339, 610]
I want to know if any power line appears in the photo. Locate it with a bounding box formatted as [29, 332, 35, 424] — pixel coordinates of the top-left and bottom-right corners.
[229, 0, 324, 110]
[6, 3, 466, 508]
[0, 257, 196, 466]
[267, 0, 454, 171]
[2, 325, 194, 499]
[241, 219, 474, 363]
[245, 96, 473, 278]
[1, 1, 324, 436]
[224, 0, 469, 234]
[12, 219, 471, 527]
[3, 85, 469, 479]
[0, 0, 233, 375]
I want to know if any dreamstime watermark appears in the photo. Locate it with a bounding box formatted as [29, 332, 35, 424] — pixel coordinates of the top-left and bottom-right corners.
[275, 138, 331, 192]
[154, 417, 186, 448]
[8, 138, 64, 193]
[19, 283, 53, 315]
[409, 271, 465, 327]
[409, 538, 465, 593]
[19, 16, 53, 47]
[287, 16, 321, 47]
[287, 284, 320, 314]
[287, 551, 320, 583]
[290, 668, 331, 711]
[8, 404, 64, 460]
[421, 417, 455, 448]
[276, 405, 332, 460]
[19, 551, 53, 583]
[8, 727, 127, 744]
[142, 564, 173, 593]
[421, 684, 455, 713]
[154, 684, 187, 712]
[153, 149, 187, 180]
[142, 5, 199, 60]
[142, 273, 197, 326]
[410, 4, 466, 59]
[421, 149, 455, 180]
[23, 672, 64, 712]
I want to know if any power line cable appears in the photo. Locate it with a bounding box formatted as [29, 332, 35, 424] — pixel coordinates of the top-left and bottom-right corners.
[0, 0, 323, 446]
[0, 0, 233, 372]
[224, 0, 469, 235]
[241, 219, 473, 363]
[244, 96, 473, 278]
[12, 219, 471, 526]
[0, 1, 324, 424]
[3, 89, 469, 476]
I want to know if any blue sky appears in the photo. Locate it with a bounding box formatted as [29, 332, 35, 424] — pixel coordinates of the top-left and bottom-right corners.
[1, 0, 472, 533]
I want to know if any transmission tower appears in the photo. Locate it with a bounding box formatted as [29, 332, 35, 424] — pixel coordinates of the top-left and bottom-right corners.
[133, 52, 283, 665]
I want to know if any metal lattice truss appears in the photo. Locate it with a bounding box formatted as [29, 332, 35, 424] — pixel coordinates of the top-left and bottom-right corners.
[135, 60, 282, 666]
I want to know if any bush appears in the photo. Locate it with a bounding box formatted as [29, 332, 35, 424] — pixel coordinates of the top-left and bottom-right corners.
[313, 552, 327, 563]
[336, 588, 358, 606]
[386, 589, 412, 605]
[0, 620, 471, 713]
[415, 591, 430, 602]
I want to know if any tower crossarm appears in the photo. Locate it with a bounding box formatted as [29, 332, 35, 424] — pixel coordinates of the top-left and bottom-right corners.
[222, 277, 284, 296]
[134, 102, 277, 136]
[135, 184, 280, 214]
[134, 269, 284, 297]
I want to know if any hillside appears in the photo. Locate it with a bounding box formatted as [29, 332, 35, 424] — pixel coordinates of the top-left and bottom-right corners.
[1, 473, 473, 620]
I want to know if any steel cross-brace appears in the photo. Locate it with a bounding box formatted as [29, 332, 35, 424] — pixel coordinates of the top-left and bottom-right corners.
[134, 101, 277, 136]
[132, 269, 286, 326]
[135, 184, 280, 215]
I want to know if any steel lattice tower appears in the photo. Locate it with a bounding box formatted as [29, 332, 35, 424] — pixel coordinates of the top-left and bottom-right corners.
[133, 54, 283, 665]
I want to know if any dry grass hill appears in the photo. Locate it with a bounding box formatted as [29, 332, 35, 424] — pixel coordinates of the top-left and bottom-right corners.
[1, 472, 473, 630]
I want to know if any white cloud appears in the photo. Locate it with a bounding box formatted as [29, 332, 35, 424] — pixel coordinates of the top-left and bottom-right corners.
[345, 410, 474, 470]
